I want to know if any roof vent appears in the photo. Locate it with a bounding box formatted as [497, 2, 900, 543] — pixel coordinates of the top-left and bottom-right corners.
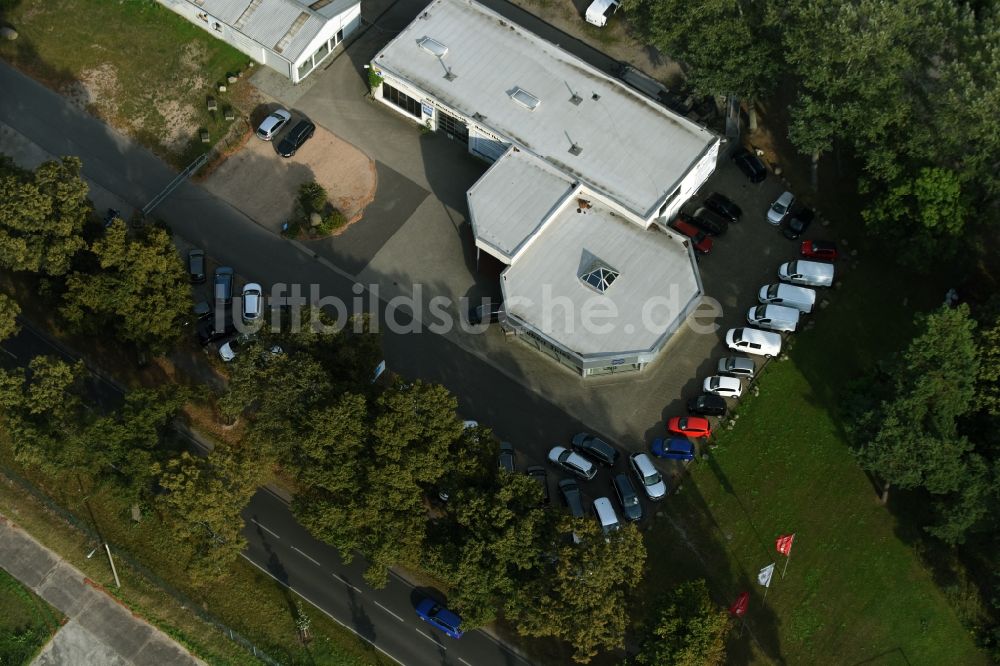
[570, 93, 582, 105]
[569, 143, 582, 156]
[509, 87, 540, 111]
[418, 36, 448, 57]
[591, 92, 601, 100]
[580, 263, 619, 293]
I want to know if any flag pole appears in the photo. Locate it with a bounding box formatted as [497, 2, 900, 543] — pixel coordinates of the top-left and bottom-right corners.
[781, 534, 796, 579]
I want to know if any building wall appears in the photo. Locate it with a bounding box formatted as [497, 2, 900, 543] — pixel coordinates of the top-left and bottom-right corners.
[291, 4, 361, 83]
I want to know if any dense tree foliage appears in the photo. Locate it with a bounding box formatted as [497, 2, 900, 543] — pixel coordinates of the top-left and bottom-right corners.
[0, 293, 20, 343]
[633, 579, 729, 666]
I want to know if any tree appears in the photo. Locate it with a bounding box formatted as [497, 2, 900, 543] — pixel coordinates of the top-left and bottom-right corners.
[0, 157, 89, 276]
[634, 579, 730, 666]
[0, 293, 20, 343]
[60, 220, 190, 352]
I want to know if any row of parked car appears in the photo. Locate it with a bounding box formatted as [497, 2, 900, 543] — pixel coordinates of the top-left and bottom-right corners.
[666, 191, 742, 254]
[256, 107, 316, 158]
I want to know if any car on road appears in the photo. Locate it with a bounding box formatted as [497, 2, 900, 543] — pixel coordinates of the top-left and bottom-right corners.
[415, 598, 463, 639]
[767, 191, 795, 225]
[746, 304, 800, 333]
[668, 217, 713, 254]
[717, 356, 756, 379]
[241, 283, 263, 323]
[801, 240, 839, 261]
[758, 283, 816, 313]
[277, 119, 316, 157]
[651, 437, 695, 461]
[703, 375, 743, 398]
[469, 301, 505, 325]
[687, 394, 727, 417]
[613, 474, 643, 522]
[629, 453, 667, 501]
[187, 249, 205, 284]
[571, 433, 619, 466]
[667, 416, 712, 438]
[703, 192, 742, 223]
[548, 446, 598, 480]
[592, 497, 621, 535]
[690, 207, 728, 236]
[526, 465, 550, 504]
[256, 109, 291, 141]
[732, 147, 767, 183]
[558, 478, 586, 518]
[725, 327, 782, 357]
[214, 267, 234, 305]
[498, 442, 516, 473]
[782, 207, 814, 240]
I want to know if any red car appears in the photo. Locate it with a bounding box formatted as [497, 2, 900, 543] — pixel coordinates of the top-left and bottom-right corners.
[801, 240, 838, 262]
[667, 416, 712, 438]
[669, 217, 713, 254]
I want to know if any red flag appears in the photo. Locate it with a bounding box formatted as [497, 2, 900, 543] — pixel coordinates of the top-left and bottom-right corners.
[729, 592, 749, 617]
[776, 533, 795, 557]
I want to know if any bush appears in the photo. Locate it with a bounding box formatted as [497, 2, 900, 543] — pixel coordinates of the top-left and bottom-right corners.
[318, 210, 347, 235]
[298, 181, 328, 216]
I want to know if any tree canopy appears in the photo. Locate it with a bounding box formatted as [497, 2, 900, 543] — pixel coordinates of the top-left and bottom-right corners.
[634, 579, 730, 666]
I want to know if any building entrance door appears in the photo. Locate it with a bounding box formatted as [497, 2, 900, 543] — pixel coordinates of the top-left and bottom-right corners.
[437, 110, 468, 143]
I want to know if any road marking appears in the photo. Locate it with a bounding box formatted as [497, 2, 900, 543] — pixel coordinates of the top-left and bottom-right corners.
[290, 546, 321, 567]
[0, 347, 15, 359]
[249, 518, 281, 539]
[240, 555, 404, 666]
[458, 658, 473, 666]
[415, 629, 442, 646]
[373, 600, 404, 622]
[331, 572, 363, 593]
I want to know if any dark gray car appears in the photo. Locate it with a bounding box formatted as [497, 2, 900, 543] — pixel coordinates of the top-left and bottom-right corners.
[613, 473, 643, 522]
[558, 478, 586, 518]
[498, 442, 515, 473]
[214, 267, 234, 305]
[571, 433, 619, 466]
[188, 249, 205, 284]
[717, 356, 756, 379]
[526, 466, 550, 505]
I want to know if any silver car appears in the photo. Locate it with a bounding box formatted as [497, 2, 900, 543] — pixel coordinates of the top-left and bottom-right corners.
[767, 191, 795, 225]
[629, 453, 667, 501]
[548, 446, 597, 481]
[256, 109, 291, 141]
[717, 356, 756, 379]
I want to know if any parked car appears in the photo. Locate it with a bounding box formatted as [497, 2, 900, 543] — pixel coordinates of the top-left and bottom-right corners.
[801, 240, 839, 261]
[241, 283, 263, 323]
[725, 327, 782, 357]
[558, 478, 586, 518]
[703, 192, 742, 223]
[717, 356, 756, 379]
[732, 147, 767, 183]
[687, 394, 727, 417]
[571, 433, 619, 466]
[779, 260, 835, 287]
[746, 304, 800, 333]
[703, 375, 743, 398]
[758, 283, 816, 313]
[415, 598, 463, 639]
[668, 217, 713, 254]
[592, 497, 621, 535]
[651, 437, 695, 461]
[548, 446, 598, 480]
[667, 416, 712, 438]
[690, 207, 729, 236]
[767, 191, 795, 225]
[629, 453, 667, 501]
[213, 267, 234, 305]
[187, 249, 205, 284]
[196, 315, 235, 346]
[469, 301, 505, 325]
[256, 109, 291, 141]
[613, 474, 643, 522]
[526, 465, 550, 504]
[498, 442, 516, 473]
[782, 207, 814, 240]
[218, 336, 245, 363]
[103, 208, 122, 228]
[277, 119, 316, 157]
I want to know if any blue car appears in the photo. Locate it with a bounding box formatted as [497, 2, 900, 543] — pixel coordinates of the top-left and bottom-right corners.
[651, 437, 695, 461]
[415, 597, 464, 639]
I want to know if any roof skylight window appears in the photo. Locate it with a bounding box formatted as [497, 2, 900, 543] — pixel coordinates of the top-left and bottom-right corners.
[580, 263, 619, 293]
[509, 87, 541, 110]
[418, 37, 448, 57]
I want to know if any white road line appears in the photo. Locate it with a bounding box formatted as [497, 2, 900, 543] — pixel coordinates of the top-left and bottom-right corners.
[415, 628, 442, 646]
[290, 546, 321, 567]
[0, 347, 16, 359]
[373, 600, 404, 622]
[239, 555, 404, 666]
[249, 518, 281, 539]
[331, 572, 363, 593]
[459, 658, 473, 666]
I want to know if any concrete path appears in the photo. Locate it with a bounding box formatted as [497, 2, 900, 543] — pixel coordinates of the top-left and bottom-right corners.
[0, 515, 204, 666]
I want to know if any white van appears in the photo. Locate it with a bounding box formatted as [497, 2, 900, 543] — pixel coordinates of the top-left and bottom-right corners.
[778, 260, 834, 287]
[725, 327, 782, 358]
[585, 0, 620, 26]
[758, 283, 816, 313]
[592, 497, 621, 535]
[746, 304, 800, 333]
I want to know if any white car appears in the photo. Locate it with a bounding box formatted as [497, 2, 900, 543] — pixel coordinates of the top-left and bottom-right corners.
[726, 327, 782, 358]
[629, 453, 667, 501]
[256, 109, 291, 141]
[241, 283, 263, 323]
[746, 304, 800, 333]
[758, 283, 816, 313]
[703, 375, 743, 398]
[219, 337, 283, 363]
[767, 191, 795, 225]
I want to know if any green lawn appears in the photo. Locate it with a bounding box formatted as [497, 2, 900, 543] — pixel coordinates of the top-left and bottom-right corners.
[0, 0, 253, 168]
[0, 567, 63, 665]
[639, 260, 987, 664]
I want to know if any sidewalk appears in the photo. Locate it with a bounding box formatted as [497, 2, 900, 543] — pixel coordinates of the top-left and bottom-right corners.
[0, 514, 204, 666]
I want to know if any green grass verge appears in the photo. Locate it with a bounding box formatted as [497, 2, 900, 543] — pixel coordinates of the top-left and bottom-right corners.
[0, 566, 63, 665]
[0, 0, 252, 168]
[638, 259, 987, 664]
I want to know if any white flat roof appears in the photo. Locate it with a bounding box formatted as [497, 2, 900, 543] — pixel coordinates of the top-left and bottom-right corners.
[374, 0, 717, 219]
[501, 199, 701, 357]
[468, 148, 577, 263]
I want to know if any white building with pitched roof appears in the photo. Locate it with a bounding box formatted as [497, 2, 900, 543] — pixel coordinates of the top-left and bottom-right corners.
[159, 0, 361, 83]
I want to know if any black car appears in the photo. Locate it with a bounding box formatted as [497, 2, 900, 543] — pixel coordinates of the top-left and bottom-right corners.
[188, 249, 206, 284]
[690, 207, 729, 236]
[498, 442, 516, 473]
[469, 301, 505, 326]
[214, 267, 234, 305]
[558, 478, 586, 518]
[782, 207, 815, 240]
[277, 120, 316, 158]
[196, 314, 235, 346]
[526, 466, 550, 505]
[732, 147, 767, 183]
[613, 474, 643, 522]
[687, 394, 727, 417]
[703, 192, 742, 223]
[571, 433, 619, 466]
